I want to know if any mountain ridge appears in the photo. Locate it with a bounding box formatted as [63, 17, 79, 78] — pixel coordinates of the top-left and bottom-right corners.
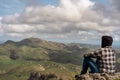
[0, 37, 88, 80]
[0, 37, 120, 80]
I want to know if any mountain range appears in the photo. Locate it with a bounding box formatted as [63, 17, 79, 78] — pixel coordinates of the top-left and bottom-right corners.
[0, 37, 119, 80]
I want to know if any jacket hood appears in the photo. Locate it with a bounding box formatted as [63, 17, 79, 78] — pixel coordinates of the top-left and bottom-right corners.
[101, 36, 113, 48]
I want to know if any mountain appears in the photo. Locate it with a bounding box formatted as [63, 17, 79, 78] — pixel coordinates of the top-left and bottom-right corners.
[1, 37, 88, 64]
[0, 37, 120, 80]
[0, 37, 91, 80]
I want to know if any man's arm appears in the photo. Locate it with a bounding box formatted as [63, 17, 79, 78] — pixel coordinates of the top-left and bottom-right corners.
[84, 49, 102, 58]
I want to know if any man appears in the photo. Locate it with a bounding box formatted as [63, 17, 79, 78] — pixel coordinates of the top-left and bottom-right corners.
[81, 36, 116, 75]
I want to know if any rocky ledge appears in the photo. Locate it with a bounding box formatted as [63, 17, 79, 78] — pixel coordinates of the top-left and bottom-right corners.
[28, 72, 63, 80]
[75, 73, 120, 80]
[28, 72, 120, 80]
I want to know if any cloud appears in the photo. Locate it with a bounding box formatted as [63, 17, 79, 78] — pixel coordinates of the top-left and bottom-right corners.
[2, 0, 94, 23]
[109, 0, 120, 11]
[1, 0, 120, 42]
[1, 0, 95, 32]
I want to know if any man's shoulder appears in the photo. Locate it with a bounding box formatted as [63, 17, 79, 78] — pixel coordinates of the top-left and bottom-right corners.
[100, 47, 115, 53]
[101, 46, 114, 50]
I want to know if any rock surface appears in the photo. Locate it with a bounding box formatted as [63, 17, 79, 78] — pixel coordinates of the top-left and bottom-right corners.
[28, 72, 62, 80]
[28, 72, 120, 80]
[75, 73, 120, 80]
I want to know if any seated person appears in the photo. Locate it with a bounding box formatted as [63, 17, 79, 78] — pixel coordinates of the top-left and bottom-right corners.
[81, 36, 116, 75]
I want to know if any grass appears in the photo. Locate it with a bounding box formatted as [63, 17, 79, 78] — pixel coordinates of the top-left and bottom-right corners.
[0, 54, 81, 80]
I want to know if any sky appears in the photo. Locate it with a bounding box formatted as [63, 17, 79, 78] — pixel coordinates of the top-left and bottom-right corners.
[0, 0, 120, 45]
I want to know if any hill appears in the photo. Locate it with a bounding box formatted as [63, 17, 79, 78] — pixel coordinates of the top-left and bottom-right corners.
[0, 37, 120, 80]
[0, 37, 91, 80]
[1, 37, 90, 65]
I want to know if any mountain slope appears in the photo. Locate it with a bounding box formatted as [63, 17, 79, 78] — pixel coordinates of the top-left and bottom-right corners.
[1, 37, 90, 65]
[0, 37, 91, 80]
[0, 37, 120, 80]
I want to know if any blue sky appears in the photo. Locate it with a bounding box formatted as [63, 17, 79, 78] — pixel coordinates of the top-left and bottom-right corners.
[0, 0, 25, 16]
[40, 0, 59, 6]
[0, 0, 120, 45]
[0, 0, 59, 16]
[92, 0, 109, 4]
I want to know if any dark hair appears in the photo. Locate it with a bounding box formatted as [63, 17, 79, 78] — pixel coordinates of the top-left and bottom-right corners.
[101, 36, 113, 48]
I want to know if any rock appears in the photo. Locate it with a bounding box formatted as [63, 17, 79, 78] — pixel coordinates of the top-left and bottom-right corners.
[28, 72, 61, 80]
[75, 73, 120, 80]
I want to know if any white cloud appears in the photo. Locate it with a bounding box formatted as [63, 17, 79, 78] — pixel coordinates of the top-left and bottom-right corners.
[109, 0, 120, 11]
[2, 0, 94, 23]
[0, 0, 120, 43]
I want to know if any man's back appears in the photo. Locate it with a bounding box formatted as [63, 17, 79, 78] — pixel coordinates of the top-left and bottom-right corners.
[99, 47, 116, 74]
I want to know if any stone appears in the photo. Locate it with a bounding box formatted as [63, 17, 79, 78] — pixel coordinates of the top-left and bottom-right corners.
[75, 72, 120, 80]
[28, 72, 61, 80]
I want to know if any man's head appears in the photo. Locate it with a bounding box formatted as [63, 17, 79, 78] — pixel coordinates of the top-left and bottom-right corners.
[101, 36, 113, 48]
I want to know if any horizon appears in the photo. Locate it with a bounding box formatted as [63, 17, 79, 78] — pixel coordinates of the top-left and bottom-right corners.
[1, 37, 120, 48]
[0, 0, 120, 46]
